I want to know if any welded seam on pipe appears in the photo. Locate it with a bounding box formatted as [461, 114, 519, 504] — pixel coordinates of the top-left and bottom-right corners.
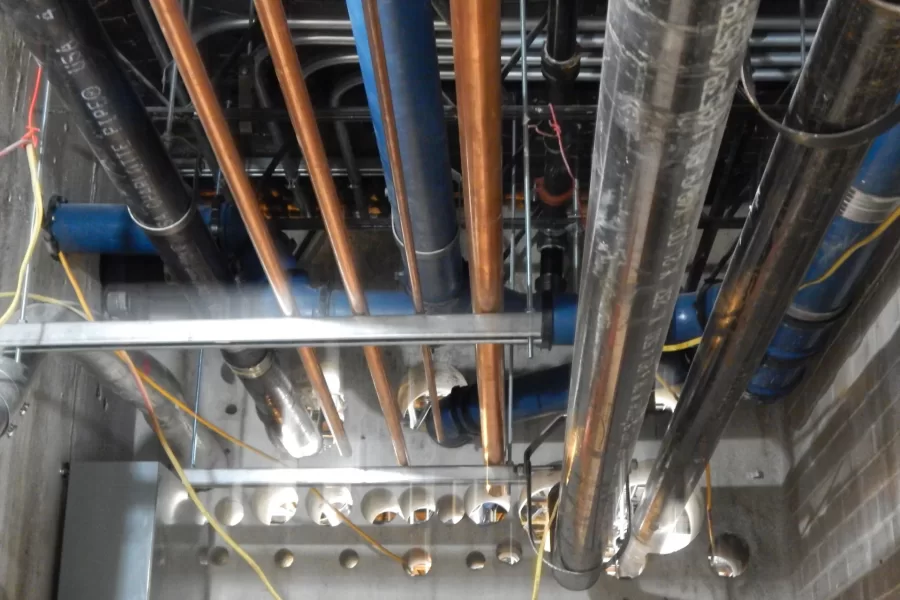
[148, 0, 351, 458]
[360, 0, 445, 443]
[253, 0, 409, 466]
[449, 0, 506, 479]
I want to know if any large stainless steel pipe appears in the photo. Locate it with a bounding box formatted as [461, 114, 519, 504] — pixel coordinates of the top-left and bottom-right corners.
[618, 0, 900, 578]
[449, 0, 506, 476]
[253, 0, 410, 466]
[148, 0, 350, 457]
[553, 0, 760, 588]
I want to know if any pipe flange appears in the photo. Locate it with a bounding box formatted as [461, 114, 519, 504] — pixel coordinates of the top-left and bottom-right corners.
[540, 46, 582, 84]
[127, 199, 197, 237]
[227, 351, 274, 380]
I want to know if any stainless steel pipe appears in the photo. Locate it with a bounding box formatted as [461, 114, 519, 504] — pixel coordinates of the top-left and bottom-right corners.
[618, 0, 900, 578]
[553, 0, 760, 588]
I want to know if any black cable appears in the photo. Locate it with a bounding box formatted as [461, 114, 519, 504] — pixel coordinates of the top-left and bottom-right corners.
[255, 141, 291, 198]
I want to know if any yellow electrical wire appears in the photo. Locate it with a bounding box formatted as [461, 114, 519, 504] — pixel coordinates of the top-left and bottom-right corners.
[531, 499, 560, 600]
[662, 337, 701, 352]
[308, 487, 404, 565]
[663, 203, 900, 354]
[654, 373, 715, 556]
[58, 255, 284, 599]
[0, 292, 88, 320]
[0, 145, 44, 328]
[798, 203, 900, 291]
[54, 254, 279, 463]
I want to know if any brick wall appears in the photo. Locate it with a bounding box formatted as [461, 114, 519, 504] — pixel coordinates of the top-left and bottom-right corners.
[787, 291, 900, 600]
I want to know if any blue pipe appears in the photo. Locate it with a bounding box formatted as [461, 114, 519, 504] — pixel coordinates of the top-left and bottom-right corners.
[666, 122, 900, 400]
[346, 0, 463, 307]
[428, 364, 572, 446]
[49, 202, 251, 257]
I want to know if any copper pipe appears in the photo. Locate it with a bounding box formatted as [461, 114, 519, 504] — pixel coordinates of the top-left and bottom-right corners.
[450, 0, 505, 471]
[254, 0, 409, 466]
[149, 0, 350, 457]
[360, 0, 444, 443]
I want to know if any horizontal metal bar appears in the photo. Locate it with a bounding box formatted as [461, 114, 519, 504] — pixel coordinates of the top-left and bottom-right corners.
[148, 103, 786, 123]
[184, 465, 531, 487]
[0, 314, 539, 351]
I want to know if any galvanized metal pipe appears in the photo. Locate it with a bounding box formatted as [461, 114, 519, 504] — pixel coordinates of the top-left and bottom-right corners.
[253, 0, 410, 466]
[148, 0, 350, 458]
[449, 0, 506, 479]
[553, 0, 760, 588]
[619, 0, 900, 578]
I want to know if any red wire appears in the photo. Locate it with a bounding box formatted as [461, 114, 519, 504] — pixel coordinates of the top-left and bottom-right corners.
[23, 64, 43, 147]
[547, 103, 575, 185]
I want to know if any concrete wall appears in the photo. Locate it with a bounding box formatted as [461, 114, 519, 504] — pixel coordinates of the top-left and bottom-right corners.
[0, 25, 134, 600]
[787, 230, 900, 599]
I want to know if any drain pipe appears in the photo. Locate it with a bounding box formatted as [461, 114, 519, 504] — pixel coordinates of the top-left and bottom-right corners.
[346, 0, 463, 307]
[553, 0, 759, 589]
[1, 0, 326, 459]
[619, 0, 900, 578]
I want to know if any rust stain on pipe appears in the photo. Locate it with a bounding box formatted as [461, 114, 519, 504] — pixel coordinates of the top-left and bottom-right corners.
[149, 0, 350, 457]
[450, 0, 506, 473]
[361, 0, 444, 443]
[254, 0, 409, 466]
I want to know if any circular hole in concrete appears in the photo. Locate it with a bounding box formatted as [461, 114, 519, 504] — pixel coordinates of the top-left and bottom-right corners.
[436, 495, 464, 525]
[224, 404, 238, 415]
[214, 498, 244, 527]
[402, 548, 432, 577]
[209, 546, 230, 566]
[709, 532, 751, 578]
[251, 487, 299, 525]
[274, 548, 295, 569]
[466, 550, 486, 571]
[495, 540, 522, 566]
[306, 486, 353, 526]
[361, 488, 400, 525]
[339, 548, 360, 569]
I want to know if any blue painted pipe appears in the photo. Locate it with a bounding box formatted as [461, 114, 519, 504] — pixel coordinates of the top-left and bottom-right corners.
[49, 202, 250, 257]
[346, 0, 463, 307]
[427, 364, 571, 446]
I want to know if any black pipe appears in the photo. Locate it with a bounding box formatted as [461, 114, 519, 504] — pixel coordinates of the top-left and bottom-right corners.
[539, 0, 581, 203]
[1, 0, 323, 458]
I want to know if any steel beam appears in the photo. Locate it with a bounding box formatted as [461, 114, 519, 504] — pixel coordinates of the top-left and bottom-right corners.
[0, 313, 539, 351]
[184, 465, 534, 487]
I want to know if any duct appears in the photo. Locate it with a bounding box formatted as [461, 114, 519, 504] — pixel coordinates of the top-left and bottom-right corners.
[553, 0, 759, 589]
[0, 0, 326, 460]
[619, 0, 900, 579]
[346, 0, 463, 307]
[450, 0, 506, 475]
[253, 0, 409, 465]
[538, 0, 580, 205]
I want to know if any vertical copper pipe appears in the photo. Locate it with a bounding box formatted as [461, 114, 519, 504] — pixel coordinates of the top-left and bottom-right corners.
[450, 0, 506, 472]
[360, 0, 444, 443]
[254, 0, 409, 466]
[148, 0, 350, 457]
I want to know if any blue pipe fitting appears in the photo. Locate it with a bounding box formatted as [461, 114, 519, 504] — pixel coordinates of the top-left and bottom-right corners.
[346, 0, 463, 307]
[48, 201, 251, 257]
